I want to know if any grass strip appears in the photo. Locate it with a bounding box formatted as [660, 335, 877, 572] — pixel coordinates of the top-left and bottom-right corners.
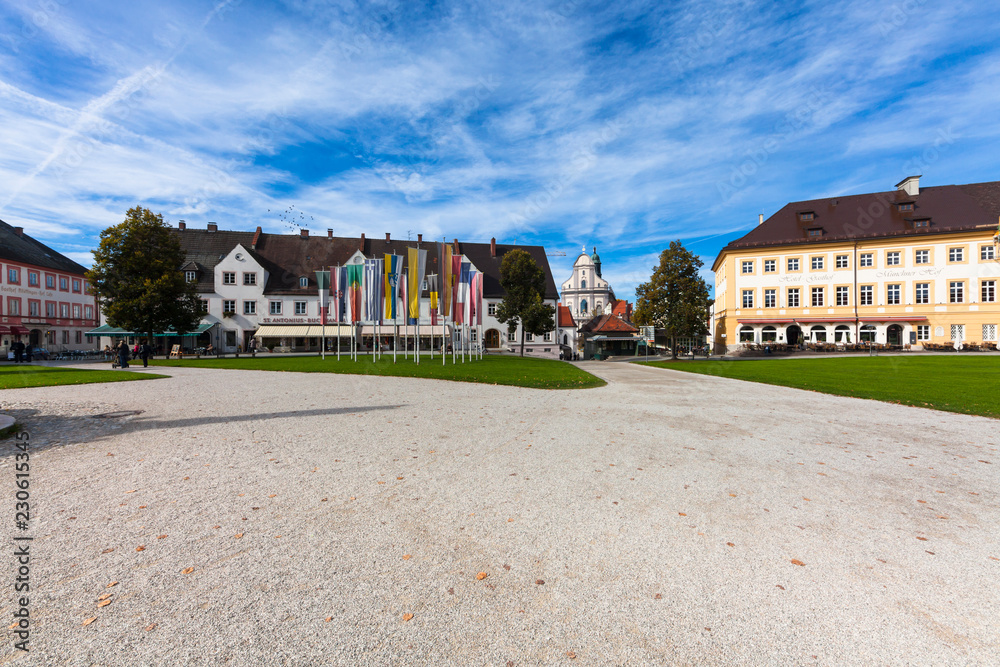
[0, 365, 167, 390]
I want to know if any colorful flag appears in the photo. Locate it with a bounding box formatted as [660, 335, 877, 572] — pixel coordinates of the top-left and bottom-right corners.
[315, 270, 330, 325]
[407, 247, 427, 322]
[468, 270, 478, 326]
[384, 254, 403, 320]
[440, 243, 453, 318]
[398, 271, 408, 322]
[364, 258, 384, 323]
[451, 254, 462, 321]
[476, 270, 483, 326]
[455, 261, 471, 324]
[427, 274, 439, 325]
[346, 264, 363, 323]
[331, 266, 347, 323]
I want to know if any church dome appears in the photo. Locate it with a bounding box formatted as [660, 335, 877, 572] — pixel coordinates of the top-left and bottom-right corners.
[591, 246, 600, 263]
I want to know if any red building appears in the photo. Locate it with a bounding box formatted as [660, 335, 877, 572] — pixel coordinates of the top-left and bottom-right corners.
[0, 219, 99, 356]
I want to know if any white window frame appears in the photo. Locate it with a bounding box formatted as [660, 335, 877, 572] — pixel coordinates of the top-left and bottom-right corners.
[223, 299, 236, 313]
[270, 301, 283, 315]
[223, 272, 236, 285]
[811, 287, 824, 307]
[859, 253, 873, 268]
[243, 272, 257, 286]
[741, 260, 754, 274]
[917, 325, 929, 341]
[860, 285, 873, 306]
[487, 303, 496, 316]
[948, 247, 964, 262]
[742, 290, 753, 308]
[786, 288, 800, 308]
[915, 283, 929, 304]
[787, 258, 800, 272]
[763, 259, 776, 273]
[915, 249, 929, 265]
[294, 301, 308, 315]
[949, 281, 964, 303]
[886, 284, 901, 305]
[299, 276, 309, 288]
[835, 255, 848, 268]
[763, 289, 776, 308]
[982, 280, 996, 303]
[886, 251, 900, 266]
[185, 270, 197, 282]
[243, 300, 257, 315]
[982, 245, 996, 261]
[811, 256, 824, 270]
[983, 324, 997, 342]
[836, 286, 849, 306]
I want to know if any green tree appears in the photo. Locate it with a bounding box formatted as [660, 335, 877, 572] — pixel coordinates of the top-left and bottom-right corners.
[87, 206, 200, 348]
[633, 240, 712, 359]
[495, 248, 556, 357]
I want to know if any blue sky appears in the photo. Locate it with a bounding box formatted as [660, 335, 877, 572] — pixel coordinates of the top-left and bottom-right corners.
[2, 0, 999, 302]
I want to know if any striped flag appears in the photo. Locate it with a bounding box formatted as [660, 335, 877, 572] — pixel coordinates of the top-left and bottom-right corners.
[331, 266, 347, 323]
[363, 258, 384, 323]
[407, 247, 427, 323]
[455, 261, 471, 324]
[451, 254, 462, 321]
[476, 270, 483, 326]
[316, 270, 330, 325]
[384, 254, 403, 320]
[440, 243, 453, 318]
[398, 271, 409, 323]
[427, 274, 439, 325]
[346, 264, 363, 323]
[468, 271, 479, 326]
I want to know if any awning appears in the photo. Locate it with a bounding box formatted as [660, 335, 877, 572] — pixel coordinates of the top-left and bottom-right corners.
[154, 322, 218, 337]
[0, 326, 10, 335]
[86, 325, 132, 335]
[255, 324, 355, 337]
[860, 316, 928, 323]
[86, 322, 218, 337]
[10, 326, 29, 335]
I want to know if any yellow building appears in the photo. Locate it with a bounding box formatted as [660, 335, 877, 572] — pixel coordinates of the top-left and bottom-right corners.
[712, 176, 1000, 353]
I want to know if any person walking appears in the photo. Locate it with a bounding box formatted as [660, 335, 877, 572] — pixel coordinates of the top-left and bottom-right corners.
[140, 340, 152, 368]
[12, 340, 24, 363]
[117, 340, 130, 369]
[24, 345, 33, 363]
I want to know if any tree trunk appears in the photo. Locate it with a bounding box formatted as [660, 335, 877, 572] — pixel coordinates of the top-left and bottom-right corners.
[671, 334, 678, 360]
[519, 325, 525, 357]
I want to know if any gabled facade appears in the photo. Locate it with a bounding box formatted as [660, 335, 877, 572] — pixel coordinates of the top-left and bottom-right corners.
[560, 247, 613, 323]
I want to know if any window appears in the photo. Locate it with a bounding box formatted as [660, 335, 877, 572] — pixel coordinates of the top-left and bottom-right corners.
[59, 277, 68, 290]
[860, 285, 873, 305]
[60, 303, 69, 317]
[544, 332, 552, 342]
[580, 299, 588, 313]
[28, 271, 39, 286]
[983, 280, 996, 303]
[763, 259, 776, 273]
[761, 326, 777, 342]
[915, 249, 929, 264]
[508, 331, 516, 341]
[811, 256, 824, 270]
[242, 301, 256, 315]
[739, 326, 755, 342]
[295, 301, 307, 315]
[886, 251, 900, 266]
[471, 329, 478, 342]
[72, 304, 81, 318]
[28, 301, 39, 317]
[580, 278, 587, 289]
[811, 287, 824, 307]
[199, 300, 209, 314]
[983, 245, 996, 261]
[270, 301, 283, 315]
[984, 324, 997, 342]
[243, 272, 257, 286]
[915, 283, 929, 304]
[45, 302, 56, 317]
[949, 281, 964, 303]
[71, 278, 81, 292]
[787, 258, 800, 272]
[764, 289, 776, 308]
[860, 325, 876, 342]
[914, 219, 929, 229]
[886, 284, 900, 305]
[62, 330, 69, 344]
[85, 305, 93, 319]
[299, 277, 309, 288]
[950, 324, 964, 341]
[741, 260, 754, 274]
[898, 203, 913, 212]
[806, 228, 822, 237]
[835, 255, 848, 268]
[223, 299, 236, 313]
[525, 333, 534, 342]
[859, 253, 873, 267]
[8, 268, 19, 284]
[948, 247, 964, 262]
[7, 298, 20, 316]
[223, 272, 236, 285]
[185, 271, 197, 282]
[799, 212, 814, 221]
[917, 325, 929, 341]
[787, 288, 800, 308]
[75, 331, 82, 344]
[742, 290, 754, 308]
[487, 303, 496, 316]
[836, 286, 849, 306]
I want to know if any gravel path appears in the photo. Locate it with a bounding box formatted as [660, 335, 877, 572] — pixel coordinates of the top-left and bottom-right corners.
[1, 362, 997, 665]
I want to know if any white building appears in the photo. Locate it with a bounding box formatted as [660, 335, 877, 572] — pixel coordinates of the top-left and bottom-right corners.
[560, 247, 613, 323]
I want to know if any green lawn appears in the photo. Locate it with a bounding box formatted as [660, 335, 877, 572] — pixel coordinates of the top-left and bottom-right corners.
[150, 353, 605, 389]
[0, 365, 167, 390]
[639, 356, 1000, 419]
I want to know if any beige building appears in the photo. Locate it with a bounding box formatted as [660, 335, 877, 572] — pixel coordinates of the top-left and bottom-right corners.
[713, 176, 1000, 353]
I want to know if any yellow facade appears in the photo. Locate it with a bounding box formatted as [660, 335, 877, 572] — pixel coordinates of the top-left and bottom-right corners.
[713, 228, 1000, 353]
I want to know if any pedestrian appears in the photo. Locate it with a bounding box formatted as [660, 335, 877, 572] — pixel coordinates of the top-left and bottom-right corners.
[118, 340, 130, 369]
[249, 337, 257, 357]
[12, 340, 24, 363]
[140, 340, 152, 368]
[24, 345, 33, 363]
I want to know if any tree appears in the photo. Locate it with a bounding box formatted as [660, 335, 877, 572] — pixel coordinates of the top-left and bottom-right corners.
[633, 240, 712, 359]
[495, 248, 556, 357]
[87, 206, 201, 348]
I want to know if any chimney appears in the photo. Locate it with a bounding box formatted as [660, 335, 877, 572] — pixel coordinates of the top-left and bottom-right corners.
[359, 233, 365, 252]
[251, 226, 262, 250]
[300, 229, 309, 238]
[453, 238, 459, 254]
[207, 223, 218, 232]
[417, 233, 422, 244]
[14, 226, 23, 236]
[385, 232, 391, 243]
[327, 229, 333, 238]
[490, 237, 496, 257]
[758, 213, 764, 226]
[178, 220, 186, 230]
[896, 175, 921, 197]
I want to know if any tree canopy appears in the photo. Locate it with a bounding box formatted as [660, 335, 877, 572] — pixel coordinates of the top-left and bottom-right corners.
[633, 240, 712, 359]
[87, 206, 201, 343]
[494, 249, 556, 357]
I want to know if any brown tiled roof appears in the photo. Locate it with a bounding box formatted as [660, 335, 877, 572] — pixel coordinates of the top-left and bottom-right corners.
[556, 304, 575, 327]
[0, 218, 88, 274]
[171, 228, 558, 299]
[610, 299, 632, 319]
[717, 180, 1000, 267]
[578, 313, 639, 334]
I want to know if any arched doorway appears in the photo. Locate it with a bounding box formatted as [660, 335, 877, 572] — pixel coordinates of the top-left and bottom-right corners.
[29, 329, 41, 347]
[484, 328, 500, 349]
[785, 325, 802, 345]
[887, 324, 903, 346]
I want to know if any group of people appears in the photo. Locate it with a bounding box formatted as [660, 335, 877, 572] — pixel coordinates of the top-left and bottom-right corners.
[111, 340, 152, 368]
[7, 340, 32, 363]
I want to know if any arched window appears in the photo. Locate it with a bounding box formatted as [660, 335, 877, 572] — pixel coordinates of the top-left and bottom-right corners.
[596, 302, 602, 312]
[810, 325, 828, 342]
[299, 276, 308, 288]
[834, 325, 851, 343]
[580, 299, 588, 314]
[860, 324, 876, 342]
[761, 326, 777, 342]
[739, 326, 755, 342]
[581, 278, 587, 289]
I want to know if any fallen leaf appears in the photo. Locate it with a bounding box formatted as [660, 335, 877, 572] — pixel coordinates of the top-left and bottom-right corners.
[917, 500, 927, 503]
[139, 505, 147, 509]
[234, 533, 244, 539]
[776, 585, 785, 590]
[447, 588, 454, 595]
[402, 613, 413, 621]
[916, 536, 928, 541]
[136, 545, 146, 552]
[507, 518, 514, 523]
[101, 549, 115, 555]
[476, 572, 488, 580]
[157, 534, 168, 539]
[268, 494, 277, 498]
[654, 593, 662, 599]
[183, 476, 189, 480]
[98, 593, 113, 601]
[377, 481, 386, 485]
[8, 622, 17, 629]
[397, 477, 404, 480]
[125, 489, 137, 494]
[535, 579, 545, 585]
[82, 617, 97, 626]
[727, 542, 735, 547]
[402, 554, 412, 560]
[145, 623, 157, 631]
[107, 581, 118, 588]
[790, 559, 805, 566]
[325, 616, 332, 622]
[678, 512, 687, 516]
[182, 567, 194, 574]
[97, 599, 112, 608]
[503, 564, 511, 570]
[729, 493, 737, 497]
[567, 651, 577, 659]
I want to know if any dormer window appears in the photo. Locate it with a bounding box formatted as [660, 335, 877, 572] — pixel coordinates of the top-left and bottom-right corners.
[897, 203, 914, 212]
[806, 227, 823, 238]
[299, 276, 309, 288]
[913, 218, 930, 229]
[185, 271, 197, 282]
[798, 211, 815, 222]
